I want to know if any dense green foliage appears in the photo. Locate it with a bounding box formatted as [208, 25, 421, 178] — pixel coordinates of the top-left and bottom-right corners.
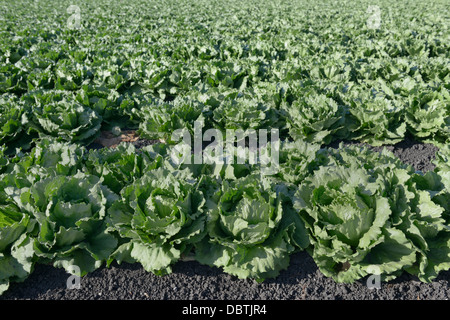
[1, 0, 449, 152]
[0, 0, 449, 294]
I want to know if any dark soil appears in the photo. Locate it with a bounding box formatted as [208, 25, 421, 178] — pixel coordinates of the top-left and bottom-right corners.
[1, 251, 449, 301]
[327, 136, 440, 173]
[1, 137, 448, 301]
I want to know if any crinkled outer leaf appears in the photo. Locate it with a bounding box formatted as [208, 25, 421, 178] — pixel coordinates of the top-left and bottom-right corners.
[10, 233, 36, 279]
[193, 240, 232, 268]
[323, 143, 413, 174]
[0, 233, 35, 292]
[84, 230, 120, 262]
[363, 228, 418, 278]
[0, 254, 22, 295]
[0, 205, 31, 252]
[188, 143, 256, 181]
[311, 227, 418, 283]
[106, 242, 136, 267]
[130, 242, 181, 275]
[51, 229, 118, 276]
[433, 145, 450, 193]
[53, 249, 103, 277]
[76, 84, 123, 123]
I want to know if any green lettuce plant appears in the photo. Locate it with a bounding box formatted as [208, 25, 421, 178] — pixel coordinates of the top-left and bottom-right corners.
[275, 140, 326, 185]
[407, 171, 450, 282]
[405, 91, 450, 147]
[0, 187, 36, 295]
[138, 97, 205, 143]
[9, 138, 87, 178]
[0, 94, 34, 152]
[212, 97, 267, 131]
[25, 90, 102, 145]
[293, 145, 450, 283]
[283, 89, 346, 145]
[75, 85, 121, 123]
[107, 167, 207, 275]
[347, 95, 406, 146]
[8, 172, 119, 276]
[195, 174, 309, 281]
[83, 143, 167, 194]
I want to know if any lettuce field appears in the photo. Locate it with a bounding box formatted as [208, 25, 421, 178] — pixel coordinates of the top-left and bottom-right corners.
[0, 0, 449, 298]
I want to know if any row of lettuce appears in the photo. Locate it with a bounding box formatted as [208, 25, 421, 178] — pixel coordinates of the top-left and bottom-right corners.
[1, 78, 449, 155]
[0, 138, 449, 294]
